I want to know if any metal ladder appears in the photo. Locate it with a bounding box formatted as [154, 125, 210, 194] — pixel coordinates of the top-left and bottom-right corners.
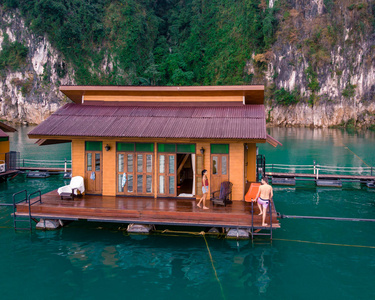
[250, 200, 273, 240]
[12, 190, 42, 231]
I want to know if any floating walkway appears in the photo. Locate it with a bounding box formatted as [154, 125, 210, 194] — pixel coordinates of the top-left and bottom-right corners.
[266, 163, 375, 187]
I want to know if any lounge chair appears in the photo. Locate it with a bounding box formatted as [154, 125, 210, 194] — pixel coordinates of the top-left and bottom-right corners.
[57, 176, 85, 200]
[211, 181, 233, 206]
[245, 182, 261, 202]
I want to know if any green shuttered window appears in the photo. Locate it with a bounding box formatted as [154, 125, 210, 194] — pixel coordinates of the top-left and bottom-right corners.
[177, 144, 196, 153]
[211, 144, 229, 154]
[158, 143, 196, 153]
[117, 143, 135, 152]
[135, 143, 154, 152]
[85, 141, 102, 151]
[158, 143, 176, 153]
[0, 137, 9, 141]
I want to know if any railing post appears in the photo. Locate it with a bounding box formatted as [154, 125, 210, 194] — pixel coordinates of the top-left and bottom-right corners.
[316, 168, 319, 180]
[23, 159, 25, 167]
[272, 164, 274, 172]
[313, 160, 316, 175]
[371, 167, 373, 176]
[64, 158, 67, 173]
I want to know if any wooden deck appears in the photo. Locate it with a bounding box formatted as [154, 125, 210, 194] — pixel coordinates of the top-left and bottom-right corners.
[16, 190, 280, 230]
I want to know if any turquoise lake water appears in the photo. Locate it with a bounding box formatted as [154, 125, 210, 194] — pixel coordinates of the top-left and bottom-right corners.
[0, 126, 374, 299]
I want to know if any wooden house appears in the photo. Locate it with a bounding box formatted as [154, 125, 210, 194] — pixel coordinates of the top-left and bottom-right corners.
[18, 86, 281, 235]
[29, 85, 278, 200]
[0, 122, 17, 173]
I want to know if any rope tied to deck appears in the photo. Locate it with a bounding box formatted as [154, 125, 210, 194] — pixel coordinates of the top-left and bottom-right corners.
[200, 231, 226, 300]
[273, 238, 375, 249]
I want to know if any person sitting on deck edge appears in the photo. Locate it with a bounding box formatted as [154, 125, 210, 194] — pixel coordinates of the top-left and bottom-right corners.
[255, 176, 273, 226]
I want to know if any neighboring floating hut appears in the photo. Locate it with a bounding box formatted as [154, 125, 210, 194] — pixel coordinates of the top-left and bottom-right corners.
[0, 122, 17, 175]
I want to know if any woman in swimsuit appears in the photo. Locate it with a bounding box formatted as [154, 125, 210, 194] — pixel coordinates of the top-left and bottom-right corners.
[197, 169, 209, 209]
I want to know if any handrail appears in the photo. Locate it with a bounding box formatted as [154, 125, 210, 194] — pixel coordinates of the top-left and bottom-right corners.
[28, 190, 42, 225]
[12, 190, 28, 229]
[266, 162, 374, 176]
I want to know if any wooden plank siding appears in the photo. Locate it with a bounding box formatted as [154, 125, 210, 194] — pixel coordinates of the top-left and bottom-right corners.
[247, 143, 257, 182]
[102, 140, 116, 196]
[83, 95, 244, 103]
[229, 143, 245, 201]
[0, 140, 9, 161]
[71, 140, 85, 178]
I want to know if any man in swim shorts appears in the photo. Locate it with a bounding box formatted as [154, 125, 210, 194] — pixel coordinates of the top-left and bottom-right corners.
[255, 177, 273, 227]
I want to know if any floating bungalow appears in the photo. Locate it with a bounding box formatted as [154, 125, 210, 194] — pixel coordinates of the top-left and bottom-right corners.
[16, 86, 281, 238]
[0, 122, 17, 180]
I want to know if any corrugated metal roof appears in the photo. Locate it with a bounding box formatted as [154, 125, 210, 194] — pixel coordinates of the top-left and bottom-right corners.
[0, 129, 8, 138]
[29, 103, 266, 140]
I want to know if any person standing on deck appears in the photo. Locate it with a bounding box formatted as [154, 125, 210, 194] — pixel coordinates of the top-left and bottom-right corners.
[255, 177, 273, 226]
[197, 169, 209, 209]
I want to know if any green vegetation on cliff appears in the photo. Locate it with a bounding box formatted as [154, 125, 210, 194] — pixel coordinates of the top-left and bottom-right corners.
[1, 0, 278, 85]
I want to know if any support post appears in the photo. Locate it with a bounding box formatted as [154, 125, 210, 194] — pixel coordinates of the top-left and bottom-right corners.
[64, 158, 67, 173]
[313, 160, 316, 175]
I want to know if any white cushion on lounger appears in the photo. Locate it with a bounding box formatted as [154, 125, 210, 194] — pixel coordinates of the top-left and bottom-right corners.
[57, 176, 85, 195]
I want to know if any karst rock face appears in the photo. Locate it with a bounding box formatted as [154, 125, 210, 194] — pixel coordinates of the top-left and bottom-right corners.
[0, 10, 74, 125]
[0, 1, 374, 128]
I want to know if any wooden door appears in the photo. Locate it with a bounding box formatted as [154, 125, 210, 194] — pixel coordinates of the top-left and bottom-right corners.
[117, 152, 153, 196]
[158, 153, 176, 197]
[210, 154, 229, 194]
[85, 151, 102, 194]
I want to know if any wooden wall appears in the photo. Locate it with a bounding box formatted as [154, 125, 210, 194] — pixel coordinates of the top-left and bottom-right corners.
[0, 140, 9, 161]
[71, 140, 85, 178]
[72, 138, 259, 200]
[246, 143, 257, 182]
[84, 95, 243, 103]
[102, 140, 116, 196]
[229, 143, 244, 201]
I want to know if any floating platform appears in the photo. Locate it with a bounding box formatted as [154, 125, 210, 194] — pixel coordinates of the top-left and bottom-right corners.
[15, 190, 280, 233]
[0, 170, 19, 182]
[316, 179, 342, 187]
[26, 171, 50, 178]
[271, 177, 296, 186]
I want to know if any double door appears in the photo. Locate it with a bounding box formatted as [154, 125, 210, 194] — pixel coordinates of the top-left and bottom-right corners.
[117, 152, 153, 196]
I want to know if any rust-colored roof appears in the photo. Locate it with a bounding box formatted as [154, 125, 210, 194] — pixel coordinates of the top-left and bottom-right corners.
[0, 129, 8, 138]
[266, 134, 282, 147]
[29, 103, 266, 140]
[0, 122, 16, 132]
[60, 85, 264, 105]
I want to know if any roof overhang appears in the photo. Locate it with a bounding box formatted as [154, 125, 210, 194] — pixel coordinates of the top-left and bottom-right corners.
[0, 122, 16, 132]
[266, 134, 282, 147]
[36, 139, 72, 146]
[60, 85, 264, 105]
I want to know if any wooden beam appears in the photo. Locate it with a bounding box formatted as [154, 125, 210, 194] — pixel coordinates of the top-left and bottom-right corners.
[177, 154, 190, 175]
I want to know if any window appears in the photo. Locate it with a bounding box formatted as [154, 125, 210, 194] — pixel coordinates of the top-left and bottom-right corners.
[211, 144, 229, 154]
[85, 141, 102, 151]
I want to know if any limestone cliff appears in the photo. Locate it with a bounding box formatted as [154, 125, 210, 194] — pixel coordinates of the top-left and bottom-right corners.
[0, 9, 74, 125]
[0, 1, 374, 128]
[261, 0, 375, 128]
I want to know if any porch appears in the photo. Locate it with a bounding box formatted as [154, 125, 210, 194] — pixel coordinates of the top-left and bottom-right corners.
[15, 190, 280, 230]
